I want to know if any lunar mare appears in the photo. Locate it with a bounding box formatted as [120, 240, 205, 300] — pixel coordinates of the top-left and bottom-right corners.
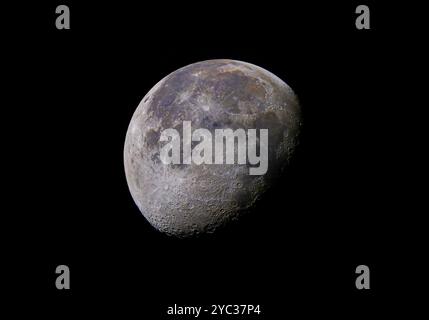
[124, 59, 301, 237]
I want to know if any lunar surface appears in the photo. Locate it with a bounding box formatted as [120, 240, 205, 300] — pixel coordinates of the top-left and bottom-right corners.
[124, 59, 301, 237]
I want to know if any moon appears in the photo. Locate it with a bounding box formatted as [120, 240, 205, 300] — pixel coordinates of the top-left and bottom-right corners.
[124, 59, 301, 237]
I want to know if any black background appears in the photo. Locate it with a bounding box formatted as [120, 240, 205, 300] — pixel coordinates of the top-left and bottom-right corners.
[5, 0, 424, 318]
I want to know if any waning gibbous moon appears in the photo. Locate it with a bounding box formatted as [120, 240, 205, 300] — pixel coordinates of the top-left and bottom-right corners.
[124, 59, 301, 238]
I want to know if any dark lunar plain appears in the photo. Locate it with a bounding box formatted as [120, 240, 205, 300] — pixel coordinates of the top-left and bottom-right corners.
[5, 0, 424, 318]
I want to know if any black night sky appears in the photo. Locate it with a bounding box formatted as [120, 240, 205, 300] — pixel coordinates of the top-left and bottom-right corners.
[4, 1, 424, 318]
